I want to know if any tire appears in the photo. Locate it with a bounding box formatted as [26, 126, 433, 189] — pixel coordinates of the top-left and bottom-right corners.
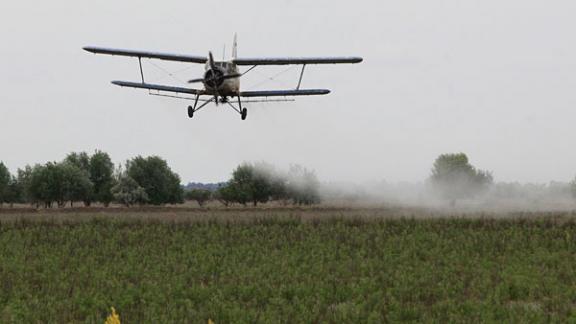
[188, 106, 194, 118]
[241, 108, 247, 120]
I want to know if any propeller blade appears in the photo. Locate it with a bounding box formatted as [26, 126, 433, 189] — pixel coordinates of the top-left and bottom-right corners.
[221, 73, 242, 80]
[208, 51, 216, 71]
[187, 78, 205, 84]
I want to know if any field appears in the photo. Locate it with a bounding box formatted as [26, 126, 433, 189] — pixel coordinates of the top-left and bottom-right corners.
[1, 207, 576, 323]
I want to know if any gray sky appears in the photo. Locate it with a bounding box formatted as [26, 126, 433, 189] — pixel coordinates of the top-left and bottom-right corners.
[1, 0, 576, 184]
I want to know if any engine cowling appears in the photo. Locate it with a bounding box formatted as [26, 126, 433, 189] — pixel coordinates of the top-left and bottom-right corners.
[204, 68, 225, 89]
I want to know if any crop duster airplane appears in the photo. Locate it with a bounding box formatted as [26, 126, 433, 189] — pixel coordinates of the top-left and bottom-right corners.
[84, 36, 362, 120]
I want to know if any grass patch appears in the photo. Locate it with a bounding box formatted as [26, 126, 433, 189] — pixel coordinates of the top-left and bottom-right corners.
[0, 212, 575, 322]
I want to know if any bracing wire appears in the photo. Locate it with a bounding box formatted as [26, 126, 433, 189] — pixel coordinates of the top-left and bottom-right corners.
[246, 65, 297, 90]
[146, 61, 194, 84]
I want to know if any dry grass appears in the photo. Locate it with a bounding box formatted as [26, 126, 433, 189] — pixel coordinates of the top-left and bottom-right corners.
[1, 203, 575, 224]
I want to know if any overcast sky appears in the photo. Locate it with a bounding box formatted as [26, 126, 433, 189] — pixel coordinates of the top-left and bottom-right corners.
[1, 0, 575, 184]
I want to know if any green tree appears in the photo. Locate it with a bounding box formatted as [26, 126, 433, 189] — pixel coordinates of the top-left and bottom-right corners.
[16, 166, 34, 205]
[429, 153, 493, 206]
[213, 185, 236, 207]
[126, 156, 183, 205]
[248, 163, 276, 206]
[286, 164, 321, 205]
[222, 162, 319, 206]
[64, 152, 91, 172]
[89, 151, 116, 206]
[28, 162, 94, 208]
[60, 162, 94, 207]
[227, 164, 254, 205]
[64, 152, 94, 205]
[0, 162, 10, 207]
[29, 163, 56, 208]
[5, 176, 22, 207]
[227, 162, 281, 206]
[111, 174, 149, 207]
[185, 189, 212, 207]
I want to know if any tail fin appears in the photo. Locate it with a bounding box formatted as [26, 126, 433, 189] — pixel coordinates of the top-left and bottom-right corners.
[232, 33, 238, 60]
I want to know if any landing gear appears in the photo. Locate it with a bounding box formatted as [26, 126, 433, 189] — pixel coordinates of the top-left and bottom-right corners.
[186, 94, 248, 120]
[186, 94, 214, 119]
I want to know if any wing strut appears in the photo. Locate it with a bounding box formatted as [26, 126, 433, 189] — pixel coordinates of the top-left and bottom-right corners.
[296, 64, 306, 90]
[138, 57, 145, 83]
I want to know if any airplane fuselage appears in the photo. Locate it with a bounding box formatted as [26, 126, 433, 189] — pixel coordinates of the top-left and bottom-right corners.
[203, 61, 240, 97]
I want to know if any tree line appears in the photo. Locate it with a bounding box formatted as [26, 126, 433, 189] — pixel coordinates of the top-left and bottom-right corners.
[6, 150, 549, 208]
[0, 152, 183, 208]
[0, 153, 321, 208]
[190, 162, 321, 207]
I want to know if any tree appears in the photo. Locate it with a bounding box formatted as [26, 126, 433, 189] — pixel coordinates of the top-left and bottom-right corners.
[89, 151, 116, 206]
[570, 177, 576, 201]
[28, 162, 94, 208]
[247, 162, 278, 206]
[213, 185, 235, 207]
[5, 176, 22, 207]
[16, 166, 34, 205]
[29, 163, 56, 208]
[185, 189, 212, 207]
[429, 153, 493, 206]
[64, 152, 91, 172]
[64, 152, 94, 205]
[0, 162, 10, 207]
[220, 162, 320, 207]
[111, 174, 149, 207]
[286, 164, 321, 205]
[126, 156, 183, 205]
[60, 162, 94, 207]
[227, 162, 281, 206]
[227, 164, 254, 206]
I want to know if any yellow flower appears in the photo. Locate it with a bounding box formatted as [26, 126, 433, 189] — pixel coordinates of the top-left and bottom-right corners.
[105, 307, 121, 324]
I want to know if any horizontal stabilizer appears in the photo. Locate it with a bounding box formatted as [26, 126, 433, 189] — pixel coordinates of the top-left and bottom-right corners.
[239, 89, 330, 97]
[84, 47, 208, 64]
[111, 81, 205, 95]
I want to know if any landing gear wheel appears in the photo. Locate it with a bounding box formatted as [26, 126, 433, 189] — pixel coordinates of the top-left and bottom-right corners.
[187, 106, 194, 118]
[241, 108, 247, 120]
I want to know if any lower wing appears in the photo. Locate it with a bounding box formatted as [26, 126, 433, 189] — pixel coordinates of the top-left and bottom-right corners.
[239, 89, 330, 97]
[111, 81, 205, 95]
[111, 81, 329, 97]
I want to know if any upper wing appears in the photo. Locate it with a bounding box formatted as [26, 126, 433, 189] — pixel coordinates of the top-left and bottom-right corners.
[233, 57, 362, 66]
[111, 81, 205, 95]
[239, 89, 330, 97]
[83, 46, 208, 64]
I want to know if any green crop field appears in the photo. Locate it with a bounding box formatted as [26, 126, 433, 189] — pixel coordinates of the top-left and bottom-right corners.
[0, 208, 575, 323]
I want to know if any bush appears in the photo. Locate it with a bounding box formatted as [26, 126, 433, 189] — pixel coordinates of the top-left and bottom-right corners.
[111, 174, 149, 207]
[185, 189, 212, 207]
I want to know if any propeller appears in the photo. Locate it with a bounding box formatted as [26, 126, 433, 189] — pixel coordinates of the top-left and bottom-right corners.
[186, 51, 242, 105]
[207, 52, 219, 104]
[187, 73, 241, 84]
[209, 51, 216, 72]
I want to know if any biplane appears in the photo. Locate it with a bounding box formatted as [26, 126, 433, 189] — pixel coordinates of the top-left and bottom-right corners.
[83, 35, 362, 120]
